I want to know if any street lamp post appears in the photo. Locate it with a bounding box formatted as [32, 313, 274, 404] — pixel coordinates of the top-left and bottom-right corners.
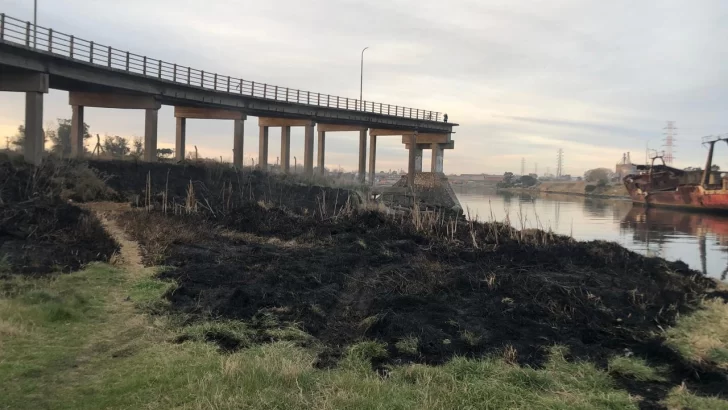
[33, 0, 37, 48]
[359, 47, 368, 111]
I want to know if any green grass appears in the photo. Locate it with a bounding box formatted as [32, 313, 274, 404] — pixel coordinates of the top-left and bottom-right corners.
[665, 298, 728, 370]
[608, 356, 667, 382]
[664, 385, 728, 410]
[1, 264, 726, 409]
[395, 335, 419, 355]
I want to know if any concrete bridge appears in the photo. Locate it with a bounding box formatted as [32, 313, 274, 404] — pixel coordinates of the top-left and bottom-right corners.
[0, 13, 457, 184]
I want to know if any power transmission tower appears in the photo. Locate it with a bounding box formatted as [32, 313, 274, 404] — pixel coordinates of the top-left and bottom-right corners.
[556, 149, 564, 178]
[534, 163, 538, 175]
[521, 157, 525, 176]
[663, 121, 677, 165]
[91, 134, 104, 156]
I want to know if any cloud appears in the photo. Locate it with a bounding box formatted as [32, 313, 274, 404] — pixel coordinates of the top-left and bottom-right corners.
[2, 0, 728, 174]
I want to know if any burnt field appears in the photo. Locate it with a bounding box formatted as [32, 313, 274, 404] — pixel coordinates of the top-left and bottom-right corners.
[0, 155, 118, 275]
[2, 156, 727, 406]
[118, 197, 726, 405]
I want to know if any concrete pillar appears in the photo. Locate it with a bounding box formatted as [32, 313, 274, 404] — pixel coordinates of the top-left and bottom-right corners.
[144, 109, 158, 161]
[280, 126, 291, 172]
[317, 131, 325, 176]
[358, 129, 367, 183]
[24, 92, 44, 165]
[175, 117, 186, 161]
[431, 143, 444, 173]
[414, 147, 423, 172]
[368, 135, 377, 185]
[258, 125, 269, 170]
[304, 122, 314, 177]
[233, 118, 244, 168]
[70, 105, 85, 158]
[407, 133, 417, 186]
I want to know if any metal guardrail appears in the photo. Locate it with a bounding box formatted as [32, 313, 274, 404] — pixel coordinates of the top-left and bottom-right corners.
[0, 13, 443, 122]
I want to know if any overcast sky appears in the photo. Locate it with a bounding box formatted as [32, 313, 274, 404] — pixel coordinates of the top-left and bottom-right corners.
[1, 0, 727, 175]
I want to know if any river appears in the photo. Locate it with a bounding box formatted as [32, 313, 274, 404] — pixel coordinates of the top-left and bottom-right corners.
[455, 187, 728, 282]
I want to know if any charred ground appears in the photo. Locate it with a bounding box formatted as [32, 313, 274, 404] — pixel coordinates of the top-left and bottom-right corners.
[2, 156, 726, 407]
[118, 200, 725, 407]
[0, 155, 118, 275]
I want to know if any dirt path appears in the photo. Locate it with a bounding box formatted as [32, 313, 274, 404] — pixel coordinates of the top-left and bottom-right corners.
[81, 202, 145, 276]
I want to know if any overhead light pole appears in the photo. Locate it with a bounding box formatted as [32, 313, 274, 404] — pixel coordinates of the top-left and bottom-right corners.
[33, 0, 37, 47]
[359, 46, 368, 111]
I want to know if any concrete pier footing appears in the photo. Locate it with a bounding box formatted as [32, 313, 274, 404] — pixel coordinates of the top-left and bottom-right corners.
[407, 133, 418, 186]
[368, 135, 377, 185]
[280, 126, 291, 172]
[144, 109, 158, 161]
[431, 143, 444, 173]
[317, 131, 325, 176]
[233, 119, 244, 167]
[24, 92, 44, 165]
[258, 126, 269, 169]
[304, 122, 314, 177]
[175, 117, 186, 161]
[358, 129, 367, 183]
[70, 105, 85, 158]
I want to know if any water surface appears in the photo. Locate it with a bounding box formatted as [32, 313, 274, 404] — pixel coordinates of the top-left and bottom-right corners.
[455, 187, 728, 282]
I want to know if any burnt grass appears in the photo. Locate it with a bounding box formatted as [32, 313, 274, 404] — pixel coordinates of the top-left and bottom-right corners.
[3, 156, 726, 406]
[0, 155, 118, 275]
[118, 198, 726, 407]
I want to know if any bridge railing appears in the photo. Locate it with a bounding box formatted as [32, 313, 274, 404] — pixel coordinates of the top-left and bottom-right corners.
[0, 13, 442, 122]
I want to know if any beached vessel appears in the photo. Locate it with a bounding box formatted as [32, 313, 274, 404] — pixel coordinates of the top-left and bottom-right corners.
[624, 137, 728, 211]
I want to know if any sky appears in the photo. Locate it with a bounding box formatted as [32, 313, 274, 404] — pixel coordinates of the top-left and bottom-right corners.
[1, 0, 728, 176]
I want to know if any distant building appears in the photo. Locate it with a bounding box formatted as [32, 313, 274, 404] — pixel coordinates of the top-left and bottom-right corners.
[616, 152, 637, 179]
[448, 174, 503, 185]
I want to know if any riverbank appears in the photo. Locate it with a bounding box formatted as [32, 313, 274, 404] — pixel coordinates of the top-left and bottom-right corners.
[1, 157, 727, 408]
[500, 181, 630, 200]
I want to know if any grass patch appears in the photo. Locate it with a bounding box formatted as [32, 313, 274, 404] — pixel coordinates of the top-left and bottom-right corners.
[664, 384, 728, 410]
[395, 335, 419, 355]
[176, 320, 254, 351]
[665, 298, 728, 370]
[2, 264, 727, 409]
[608, 356, 667, 382]
[347, 340, 389, 361]
[128, 277, 177, 312]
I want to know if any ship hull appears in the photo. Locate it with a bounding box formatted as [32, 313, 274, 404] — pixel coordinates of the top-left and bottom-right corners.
[626, 184, 728, 212]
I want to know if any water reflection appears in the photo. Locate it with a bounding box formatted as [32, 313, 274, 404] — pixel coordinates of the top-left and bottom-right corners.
[455, 186, 728, 282]
[621, 207, 728, 280]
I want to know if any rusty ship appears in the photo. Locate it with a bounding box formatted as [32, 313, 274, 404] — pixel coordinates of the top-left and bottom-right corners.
[623, 136, 728, 212]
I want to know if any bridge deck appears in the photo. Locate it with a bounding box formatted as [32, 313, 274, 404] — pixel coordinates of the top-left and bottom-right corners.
[0, 13, 456, 133]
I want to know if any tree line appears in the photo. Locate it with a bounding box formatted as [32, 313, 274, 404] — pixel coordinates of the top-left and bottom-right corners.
[4, 119, 173, 159]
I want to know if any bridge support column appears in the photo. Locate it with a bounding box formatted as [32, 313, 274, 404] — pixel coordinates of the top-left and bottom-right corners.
[233, 119, 244, 168]
[368, 135, 377, 185]
[280, 126, 290, 172]
[358, 129, 367, 183]
[175, 117, 186, 161]
[414, 147, 423, 172]
[407, 133, 418, 186]
[24, 92, 44, 165]
[258, 126, 269, 170]
[304, 122, 314, 177]
[71, 105, 85, 158]
[431, 143, 444, 173]
[144, 109, 158, 162]
[317, 131, 325, 176]
[0, 73, 49, 165]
